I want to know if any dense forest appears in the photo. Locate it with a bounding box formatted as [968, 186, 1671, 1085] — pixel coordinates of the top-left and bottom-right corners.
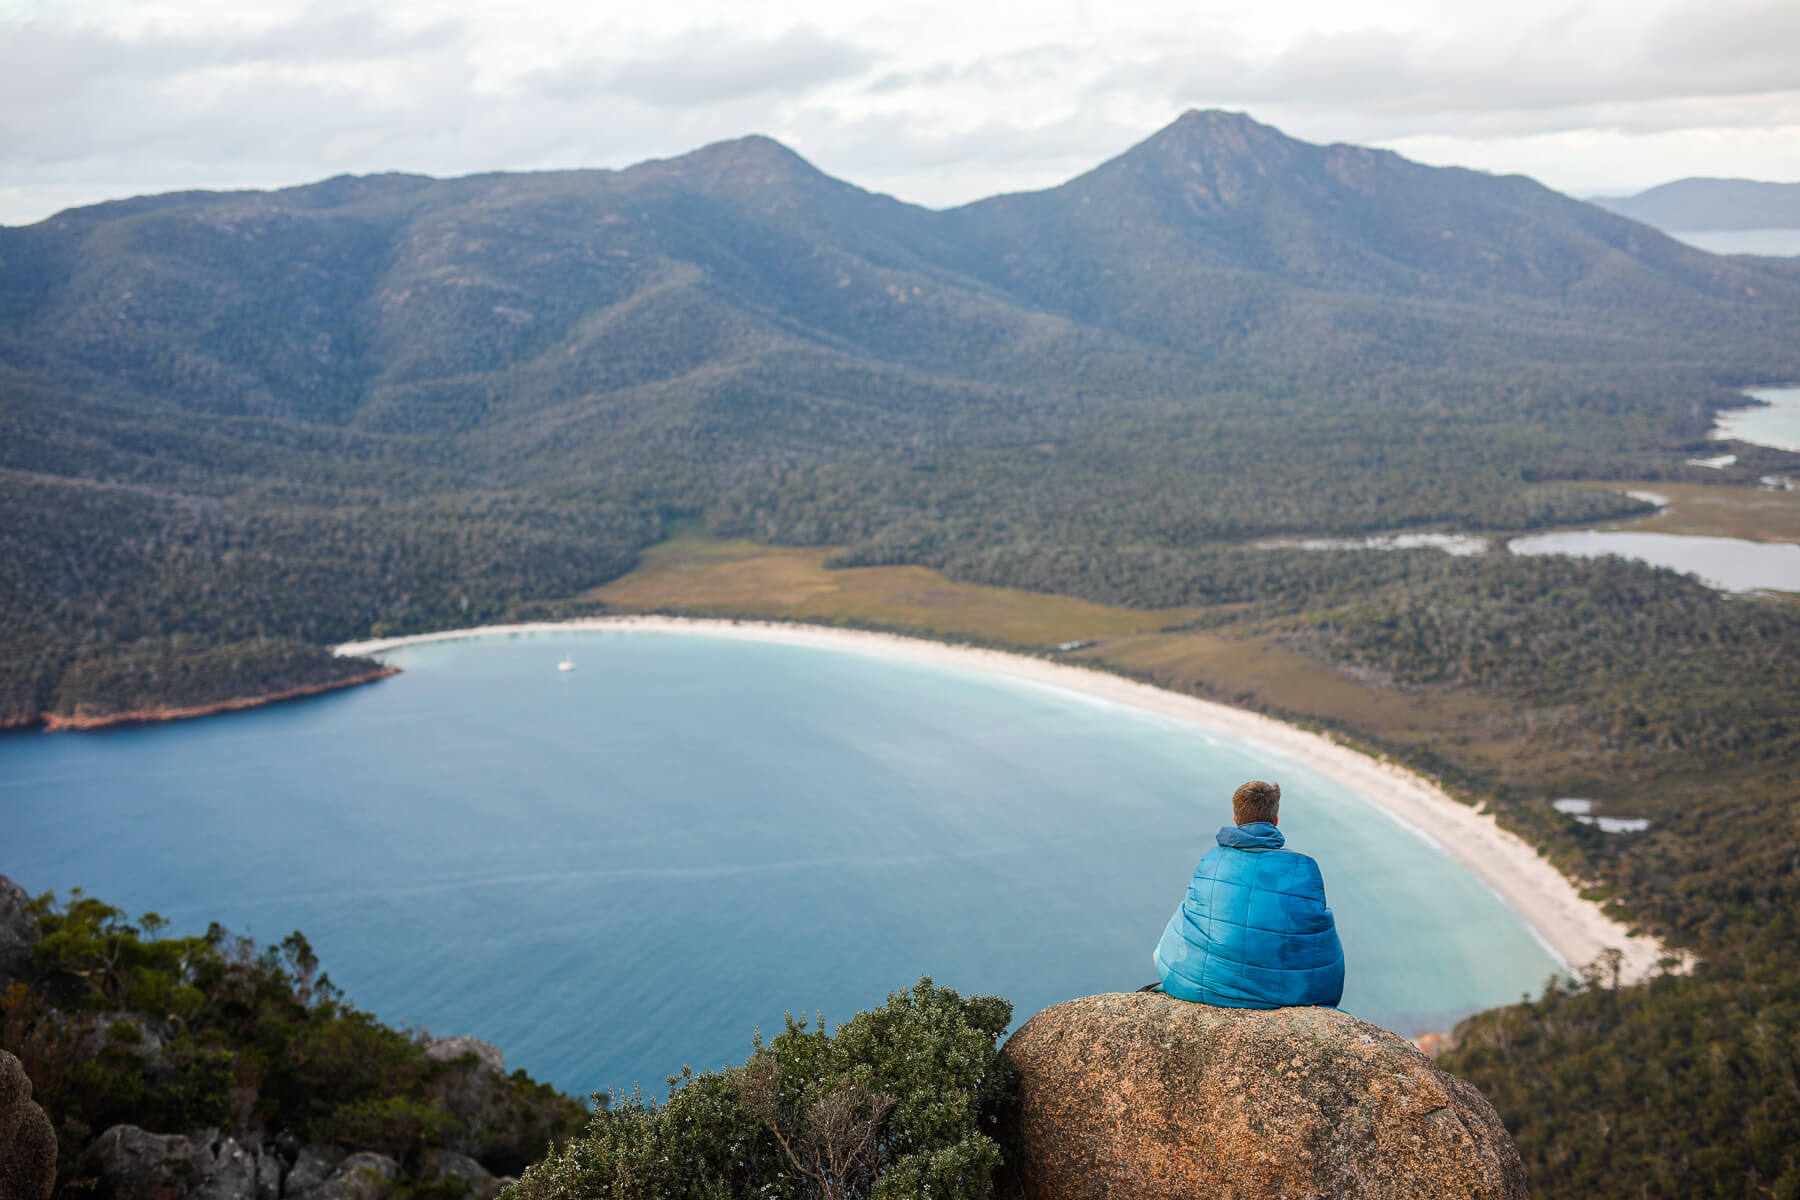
[4, 111, 1800, 1195]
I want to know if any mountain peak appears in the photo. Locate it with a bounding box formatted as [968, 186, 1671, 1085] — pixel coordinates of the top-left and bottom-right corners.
[634, 133, 830, 197]
[1041, 108, 1308, 212]
[1135, 109, 1296, 160]
[690, 133, 809, 166]
[1170, 108, 1274, 132]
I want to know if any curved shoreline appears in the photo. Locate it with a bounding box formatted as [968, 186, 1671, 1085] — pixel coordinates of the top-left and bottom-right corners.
[336, 616, 1669, 986]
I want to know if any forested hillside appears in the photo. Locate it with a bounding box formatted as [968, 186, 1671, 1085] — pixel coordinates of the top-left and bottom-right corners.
[4, 111, 1798, 725]
[0, 881, 587, 1196]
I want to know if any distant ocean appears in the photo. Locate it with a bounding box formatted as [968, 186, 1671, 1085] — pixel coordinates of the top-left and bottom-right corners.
[1668, 229, 1800, 257]
[1, 630, 1559, 1100]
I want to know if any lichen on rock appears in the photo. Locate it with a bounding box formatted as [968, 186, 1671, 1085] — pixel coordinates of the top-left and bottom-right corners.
[999, 992, 1526, 1200]
[2, 1050, 58, 1200]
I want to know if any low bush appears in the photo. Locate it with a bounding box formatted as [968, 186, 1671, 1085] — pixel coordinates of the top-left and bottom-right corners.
[2, 888, 587, 1190]
[510, 978, 1016, 1200]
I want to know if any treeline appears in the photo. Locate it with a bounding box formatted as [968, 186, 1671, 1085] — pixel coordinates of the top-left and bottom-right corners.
[42, 637, 386, 724]
[0, 359, 1730, 725]
[0, 468, 657, 726]
[1311, 554, 1800, 761]
[1440, 959, 1800, 1199]
[876, 537, 1799, 764]
[830, 539, 1471, 612]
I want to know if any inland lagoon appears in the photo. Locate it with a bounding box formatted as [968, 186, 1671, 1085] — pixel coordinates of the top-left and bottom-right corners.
[1714, 385, 1800, 454]
[1509, 529, 1800, 593]
[1, 626, 1569, 1100]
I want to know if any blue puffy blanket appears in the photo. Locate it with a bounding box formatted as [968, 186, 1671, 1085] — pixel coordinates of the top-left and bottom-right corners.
[1153, 821, 1345, 1008]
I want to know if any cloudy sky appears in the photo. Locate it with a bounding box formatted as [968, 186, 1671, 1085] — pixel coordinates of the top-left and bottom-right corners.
[3, 0, 1797, 225]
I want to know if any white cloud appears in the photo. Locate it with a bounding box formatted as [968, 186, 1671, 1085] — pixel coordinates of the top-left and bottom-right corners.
[522, 26, 878, 107]
[1118, 2, 1800, 125]
[0, 0, 1796, 224]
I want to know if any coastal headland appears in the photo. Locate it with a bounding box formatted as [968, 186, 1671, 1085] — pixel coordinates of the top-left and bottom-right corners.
[336, 614, 1668, 987]
[37, 667, 400, 732]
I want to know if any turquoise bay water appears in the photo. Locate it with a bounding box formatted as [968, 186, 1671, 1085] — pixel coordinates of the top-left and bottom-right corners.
[1, 630, 1558, 1100]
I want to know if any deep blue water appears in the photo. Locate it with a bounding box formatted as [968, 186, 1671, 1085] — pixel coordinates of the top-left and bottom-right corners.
[1, 630, 1559, 1101]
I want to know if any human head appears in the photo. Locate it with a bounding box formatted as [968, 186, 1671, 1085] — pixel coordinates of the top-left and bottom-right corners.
[1232, 780, 1281, 826]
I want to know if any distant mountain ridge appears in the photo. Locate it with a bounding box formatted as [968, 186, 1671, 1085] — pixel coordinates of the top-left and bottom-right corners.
[4, 110, 1794, 435]
[1591, 178, 1800, 232]
[3, 109, 1799, 726]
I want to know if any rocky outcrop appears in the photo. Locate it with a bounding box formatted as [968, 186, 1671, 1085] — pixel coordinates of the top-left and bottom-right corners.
[84, 1132, 496, 1200]
[282, 1147, 342, 1197]
[85, 1130, 404, 1200]
[419, 1151, 504, 1200]
[289, 1153, 398, 1200]
[88, 1127, 264, 1200]
[999, 993, 1526, 1200]
[1, 1050, 57, 1200]
[0, 877, 36, 986]
[423, 1036, 505, 1076]
[83, 1013, 171, 1060]
[37, 1022, 519, 1200]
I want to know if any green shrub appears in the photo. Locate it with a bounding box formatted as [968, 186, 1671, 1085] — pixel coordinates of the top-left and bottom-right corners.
[510, 978, 1016, 1200]
[4, 888, 588, 1191]
[325, 1096, 464, 1161]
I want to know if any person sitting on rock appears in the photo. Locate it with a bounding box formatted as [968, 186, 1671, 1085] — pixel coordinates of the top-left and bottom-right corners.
[1152, 779, 1345, 1008]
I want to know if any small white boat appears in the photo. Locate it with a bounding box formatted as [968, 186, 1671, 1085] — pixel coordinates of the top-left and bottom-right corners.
[557, 660, 576, 672]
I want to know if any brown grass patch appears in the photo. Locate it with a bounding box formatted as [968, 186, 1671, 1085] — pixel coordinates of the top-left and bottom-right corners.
[1576, 481, 1800, 543]
[589, 538, 1200, 646]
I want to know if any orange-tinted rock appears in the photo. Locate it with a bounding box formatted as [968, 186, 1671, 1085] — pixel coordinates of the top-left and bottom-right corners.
[999, 992, 1525, 1200]
[1412, 1030, 1459, 1059]
[1, 1050, 57, 1200]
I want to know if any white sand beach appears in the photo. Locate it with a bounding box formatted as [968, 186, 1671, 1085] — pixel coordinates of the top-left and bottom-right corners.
[337, 616, 1670, 986]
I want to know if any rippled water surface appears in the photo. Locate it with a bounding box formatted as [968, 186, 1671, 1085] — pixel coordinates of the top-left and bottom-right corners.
[2, 630, 1560, 1098]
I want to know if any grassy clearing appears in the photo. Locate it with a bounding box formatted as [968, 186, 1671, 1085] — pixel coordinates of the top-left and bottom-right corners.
[1577, 481, 1800, 543]
[589, 537, 1202, 645]
[1087, 630, 1507, 740]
